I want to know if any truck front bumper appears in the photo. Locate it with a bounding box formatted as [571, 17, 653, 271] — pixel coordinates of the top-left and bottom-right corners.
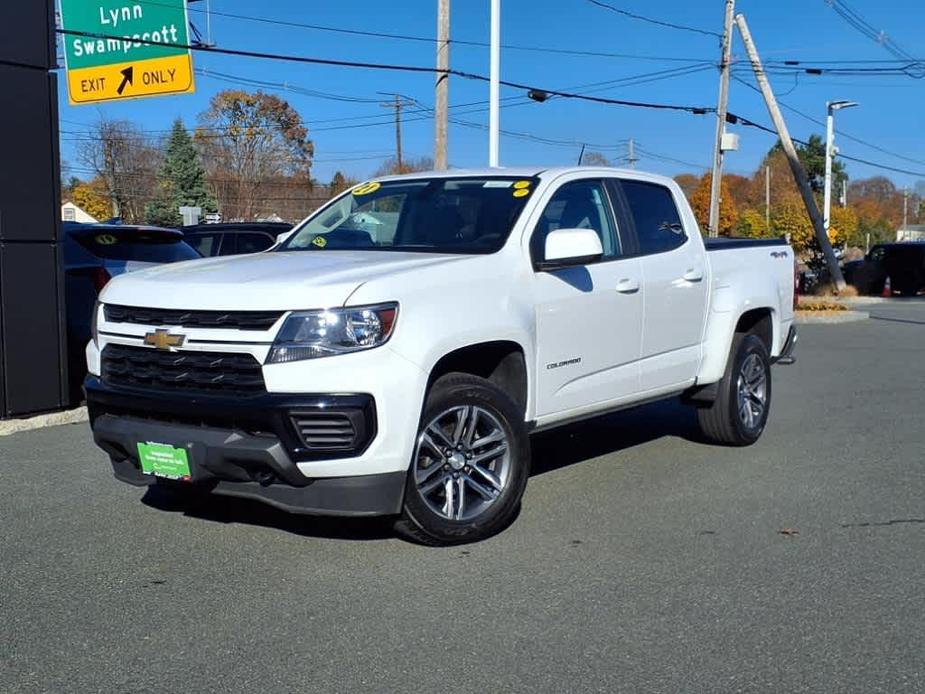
[86, 378, 407, 516]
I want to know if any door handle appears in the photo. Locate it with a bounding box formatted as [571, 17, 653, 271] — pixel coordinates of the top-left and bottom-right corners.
[616, 277, 640, 294]
[682, 268, 704, 282]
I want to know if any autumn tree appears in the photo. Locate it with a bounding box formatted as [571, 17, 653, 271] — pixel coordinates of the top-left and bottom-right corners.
[689, 173, 738, 235]
[829, 205, 859, 247]
[76, 118, 160, 223]
[373, 156, 434, 177]
[770, 135, 846, 193]
[71, 179, 113, 221]
[735, 208, 770, 238]
[771, 194, 814, 252]
[197, 90, 314, 220]
[329, 171, 358, 196]
[145, 119, 216, 227]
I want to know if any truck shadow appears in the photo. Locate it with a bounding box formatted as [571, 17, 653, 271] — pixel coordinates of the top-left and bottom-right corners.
[141, 486, 398, 542]
[530, 397, 703, 477]
[141, 398, 702, 541]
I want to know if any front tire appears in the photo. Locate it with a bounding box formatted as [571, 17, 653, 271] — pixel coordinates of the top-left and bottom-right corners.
[696, 333, 772, 446]
[395, 373, 530, 546]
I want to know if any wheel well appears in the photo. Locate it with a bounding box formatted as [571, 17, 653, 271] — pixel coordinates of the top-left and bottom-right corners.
[735, 308, 773, 351]
[429, 341, 527, 415]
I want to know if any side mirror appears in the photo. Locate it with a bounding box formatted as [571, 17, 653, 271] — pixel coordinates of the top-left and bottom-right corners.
[539, 228, 604, 270]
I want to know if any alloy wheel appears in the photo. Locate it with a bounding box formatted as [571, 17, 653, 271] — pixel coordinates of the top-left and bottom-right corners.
[413, 405, 512, 522]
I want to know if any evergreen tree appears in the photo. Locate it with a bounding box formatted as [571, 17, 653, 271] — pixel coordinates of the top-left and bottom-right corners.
[145, 119, 216, 226]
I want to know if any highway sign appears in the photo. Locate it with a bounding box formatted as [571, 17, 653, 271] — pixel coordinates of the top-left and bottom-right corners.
[59, 0, 195, 105]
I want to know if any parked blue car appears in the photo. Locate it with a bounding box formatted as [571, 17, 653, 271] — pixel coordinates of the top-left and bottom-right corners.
[63, 222, 200, 401]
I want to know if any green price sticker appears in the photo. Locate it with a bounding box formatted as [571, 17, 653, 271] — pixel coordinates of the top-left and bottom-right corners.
[137, 442, 191, 480]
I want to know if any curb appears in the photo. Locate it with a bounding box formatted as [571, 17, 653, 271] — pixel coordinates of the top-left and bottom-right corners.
[0, 406, 89, 437]
[840, 296, 925, 305]
[795, 310, 869, 325]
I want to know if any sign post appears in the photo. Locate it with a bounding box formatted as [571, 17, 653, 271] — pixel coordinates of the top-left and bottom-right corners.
[59, 0, 195, 105]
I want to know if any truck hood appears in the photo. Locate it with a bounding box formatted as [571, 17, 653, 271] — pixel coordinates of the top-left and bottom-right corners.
[100, 250, 469, 310]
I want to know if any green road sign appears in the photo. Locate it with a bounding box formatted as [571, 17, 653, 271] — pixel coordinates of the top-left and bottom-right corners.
[59, 0, 195, 104]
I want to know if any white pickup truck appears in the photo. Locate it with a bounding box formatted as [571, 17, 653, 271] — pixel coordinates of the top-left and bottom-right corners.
[86, 167, 797, 544]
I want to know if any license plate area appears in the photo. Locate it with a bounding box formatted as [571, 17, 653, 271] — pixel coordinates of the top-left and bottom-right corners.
[137, 442, 192, 481]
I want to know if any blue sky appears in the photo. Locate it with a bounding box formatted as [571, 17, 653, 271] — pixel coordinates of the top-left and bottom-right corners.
[58, 0, 925, 188]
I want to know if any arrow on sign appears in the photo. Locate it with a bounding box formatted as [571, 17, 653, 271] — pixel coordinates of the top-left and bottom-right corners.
[116, 67, 134, 96]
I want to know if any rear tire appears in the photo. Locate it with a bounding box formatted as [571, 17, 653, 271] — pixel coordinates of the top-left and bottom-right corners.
[696, 333, 771, 447]
[394, 373, 530, 546]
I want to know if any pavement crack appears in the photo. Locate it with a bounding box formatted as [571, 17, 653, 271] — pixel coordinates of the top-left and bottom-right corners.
[840, 518, 925, 528]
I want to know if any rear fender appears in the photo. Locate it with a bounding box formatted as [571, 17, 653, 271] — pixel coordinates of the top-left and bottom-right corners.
[697, 277, 780, 384]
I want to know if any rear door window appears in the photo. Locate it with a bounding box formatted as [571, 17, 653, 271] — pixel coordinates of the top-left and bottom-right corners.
[185, 233, 221, 256]
[234, 233, 275, 254]
[617, 180, 686, 255]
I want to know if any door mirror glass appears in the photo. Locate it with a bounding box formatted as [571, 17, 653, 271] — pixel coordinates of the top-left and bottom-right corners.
[540, 228, 604, 269]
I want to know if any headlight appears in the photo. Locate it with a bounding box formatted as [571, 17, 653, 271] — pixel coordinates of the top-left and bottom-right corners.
[91, 301, 101, 347]
[266, 303, 398, 364]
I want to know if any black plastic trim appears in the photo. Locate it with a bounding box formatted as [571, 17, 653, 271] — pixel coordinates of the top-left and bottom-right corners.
[704, 237, 788, 250]
[105, 447, 404, 517]
[104, 304, 283, 331]
[85, 376, 377, 462]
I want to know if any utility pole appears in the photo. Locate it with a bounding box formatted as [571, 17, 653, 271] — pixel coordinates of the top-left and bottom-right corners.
[628, 138, 638, 169]
[435, 0, 450, 170]
[903, 187, 909, 229]
[380, 93, 413, 172]
[708, 0, 735, 237]
[489, 0, 501, 167]
[736, 13, 846, 291]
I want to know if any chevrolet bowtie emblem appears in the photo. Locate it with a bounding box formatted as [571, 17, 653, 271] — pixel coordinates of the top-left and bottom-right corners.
[143, 329, 186, 350]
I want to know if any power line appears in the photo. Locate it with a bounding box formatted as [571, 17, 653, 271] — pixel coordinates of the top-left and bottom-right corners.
[56, 29, 925, 178]
[123, 0, 714, 64]
[56, 28, 716, 116]
[585, 0, 721, 38]
[634, 144, 711, 171]
[823, 0, 925, 77]
[731, 74, 925, 168]
[59, 60, 709, 145]
[726, 108, 925, 178]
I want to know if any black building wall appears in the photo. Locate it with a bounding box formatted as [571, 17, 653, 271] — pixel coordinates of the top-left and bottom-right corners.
[0, 1, 69, 417]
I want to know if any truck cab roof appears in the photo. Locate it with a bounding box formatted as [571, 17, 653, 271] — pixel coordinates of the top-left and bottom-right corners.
[371, 166, 679, 188]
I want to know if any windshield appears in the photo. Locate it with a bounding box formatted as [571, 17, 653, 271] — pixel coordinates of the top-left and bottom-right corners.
[281, 176, 538, 254]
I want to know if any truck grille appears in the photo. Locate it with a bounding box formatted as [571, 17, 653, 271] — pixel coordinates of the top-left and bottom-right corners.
[290, 412, 360, 450]
[104, 304, 283, 331]
[101, 345, 266, 396]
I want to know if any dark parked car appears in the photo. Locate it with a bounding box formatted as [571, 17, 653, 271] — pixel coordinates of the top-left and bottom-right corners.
[63, 223, 200, 401]
[843, 243, 925, 296]
[179, 222, 293, 257]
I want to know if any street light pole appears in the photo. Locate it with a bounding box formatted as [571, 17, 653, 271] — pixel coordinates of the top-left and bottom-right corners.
[489, 0, 500, 167]
[823, 100, 858, 239]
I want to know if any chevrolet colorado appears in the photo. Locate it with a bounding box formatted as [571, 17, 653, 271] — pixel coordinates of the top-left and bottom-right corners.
[86, 167, 797, 544]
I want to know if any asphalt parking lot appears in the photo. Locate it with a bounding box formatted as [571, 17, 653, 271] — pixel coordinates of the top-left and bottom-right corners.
[2, 301, 924, 694]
